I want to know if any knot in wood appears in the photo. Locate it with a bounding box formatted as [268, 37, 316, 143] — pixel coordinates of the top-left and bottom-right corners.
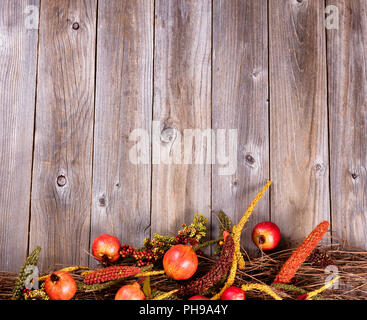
[160, 127, 176, 143]
[245, 154, 255, 165]
[72, 22, 80, 30]
[351, 173, 358, 180]
[99, 196, 106, 207]
[56, 175, 67, 187]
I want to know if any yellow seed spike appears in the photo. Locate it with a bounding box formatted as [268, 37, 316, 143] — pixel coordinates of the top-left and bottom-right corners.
[235, 180, 272, 270]
[135, 270, 165, 277]
[237, 180, 272, 229]
[234, 227, 246, 270]
[305, 276, 340, 300]
[210, 181, 272, 299]
[39, 266, 89, 281]
[153, 289, 179, 300]
[241, 283, 282, 300]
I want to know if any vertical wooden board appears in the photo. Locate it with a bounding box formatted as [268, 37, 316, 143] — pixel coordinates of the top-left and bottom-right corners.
[0, 0, 39, 271]
[212, 0, 269, 253]
[269, 0, 330, 244]
[90, 0, 153, 259]
[30, 0, 97, 271]
[152, 0, 212, 235]
[327, 0, 367, 248]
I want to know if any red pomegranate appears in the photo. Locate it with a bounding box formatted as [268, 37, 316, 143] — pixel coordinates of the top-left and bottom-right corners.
[221, 286, 246, 300]
[163, 244, 198, 280]
[252, 221, 281, 251]
[44, 271, 77, 300]
[92, 234, 121, 264]
[115, 282, 145, 300]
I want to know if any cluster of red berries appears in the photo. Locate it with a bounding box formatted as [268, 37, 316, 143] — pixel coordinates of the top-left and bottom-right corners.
[119, 244, 135, 258]
[175, 235, 203, 255]
[175, 234, 198, 245]
[133, 249, 156, 267]
[120, 244, 156, 267]
[120, 233, 204, 267]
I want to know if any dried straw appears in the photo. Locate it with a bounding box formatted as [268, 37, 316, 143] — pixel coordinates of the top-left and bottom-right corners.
[1, 240, 367, 300]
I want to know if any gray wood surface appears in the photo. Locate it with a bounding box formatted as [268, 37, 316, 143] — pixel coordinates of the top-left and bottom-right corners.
[90, 0, 153, 263]
[269, 0, 330, 245]
[0, 0, 39, 271]
[151, 0, 212, 237]
[327, 0, 367, 248]
[212, 0, 269, 254]
[29, 0, 97, 272]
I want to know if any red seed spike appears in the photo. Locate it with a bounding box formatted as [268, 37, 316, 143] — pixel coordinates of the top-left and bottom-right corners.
[84, 266, 141, 285]
[273, 221, 330, 284]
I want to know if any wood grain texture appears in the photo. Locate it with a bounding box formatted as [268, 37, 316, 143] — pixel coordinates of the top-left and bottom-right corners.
[151, 0, 212, 235]
[212, 0, 269, 254]
[327, 0, 367, 248]
[0, 0, 39, 271]
[30, 0, 97, 271]
[269, 0, 330, 245]
[90, 0, 153, 260]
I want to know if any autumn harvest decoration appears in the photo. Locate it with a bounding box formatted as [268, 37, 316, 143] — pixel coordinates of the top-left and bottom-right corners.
[2, 180, 365, 300]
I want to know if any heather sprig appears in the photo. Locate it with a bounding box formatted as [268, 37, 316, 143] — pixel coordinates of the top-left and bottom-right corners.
[177, 233, 234, 298]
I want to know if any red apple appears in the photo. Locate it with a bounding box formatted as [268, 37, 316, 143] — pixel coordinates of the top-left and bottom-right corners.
[115, 282, 145, 300]
[92, 234, 121, 264]
[44, 271, 77, 300]
[188, 295, 210, 300]
[221, 286, 246, 300]
[163, 244, 198, 280]
[252, 221, 281, 251]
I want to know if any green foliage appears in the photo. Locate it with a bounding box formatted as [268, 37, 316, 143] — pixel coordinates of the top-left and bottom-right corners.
[143, 213, 209, 261]
[143, 276, 152, 299]
[151, 289, 180, 300]
[179, 213, 208, 242]
[77, 278, 126, 291]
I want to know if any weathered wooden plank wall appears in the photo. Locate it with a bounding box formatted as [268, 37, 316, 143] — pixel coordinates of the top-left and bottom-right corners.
[269, 0, 330, 245]
[327, 0, 367, 249]
[151, 0, 212, 236]
[29, 0, 97, 271]
[0, 0, 39, 271]
[0, 0, 366, 272]
[212, 0, 269, 254]
[90, 0, 153, 267]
